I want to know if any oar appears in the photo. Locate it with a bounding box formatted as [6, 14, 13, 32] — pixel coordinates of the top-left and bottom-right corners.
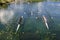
[16, 24, 21, 33]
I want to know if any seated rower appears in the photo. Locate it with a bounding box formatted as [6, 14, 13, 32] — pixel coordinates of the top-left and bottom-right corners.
[18, 16, 23, 24]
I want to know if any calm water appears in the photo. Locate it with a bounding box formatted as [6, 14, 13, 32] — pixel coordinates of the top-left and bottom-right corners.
[0, 2, 60, 40]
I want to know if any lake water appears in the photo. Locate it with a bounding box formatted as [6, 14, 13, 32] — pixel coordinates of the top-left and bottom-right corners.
[0, 2, 60, 40]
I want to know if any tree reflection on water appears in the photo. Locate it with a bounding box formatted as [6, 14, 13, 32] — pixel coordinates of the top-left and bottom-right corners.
[0, 3, 9, 9]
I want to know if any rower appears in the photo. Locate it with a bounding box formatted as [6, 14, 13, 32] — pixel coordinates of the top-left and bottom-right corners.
[18, 16, 23, 24]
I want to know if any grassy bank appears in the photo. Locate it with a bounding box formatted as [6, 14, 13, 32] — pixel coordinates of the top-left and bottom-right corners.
[25, 0, 44, 2]
[0, 0, 14, 3]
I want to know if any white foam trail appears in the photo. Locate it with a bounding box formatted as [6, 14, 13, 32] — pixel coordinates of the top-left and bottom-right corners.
[38, 2, 43, 13]
[43, 15, 49, 30]
[38, 2, 43, 15]
[16, 24, 20, 33]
